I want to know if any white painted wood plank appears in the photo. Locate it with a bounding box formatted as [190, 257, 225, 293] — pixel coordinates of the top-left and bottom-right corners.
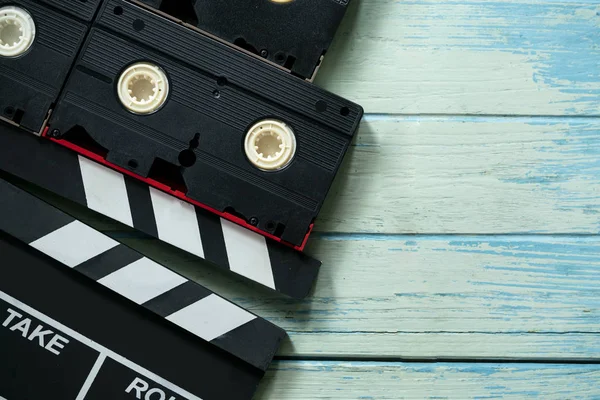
[317, 117, 600, 234]
[275, 332, 600, 361]
[117, 235, 600, 360]
[255, 362, 600, 399]
[317, 0, 600, 115]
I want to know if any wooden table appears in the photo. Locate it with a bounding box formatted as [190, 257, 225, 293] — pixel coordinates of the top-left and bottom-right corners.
[50, 0, 600, 398]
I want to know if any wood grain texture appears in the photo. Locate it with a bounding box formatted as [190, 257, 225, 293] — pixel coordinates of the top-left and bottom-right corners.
[255, 362, 600, 399]
[115, 234, 600, 360]
[317, 117, 600, 234]
[317, 0, 600, 115]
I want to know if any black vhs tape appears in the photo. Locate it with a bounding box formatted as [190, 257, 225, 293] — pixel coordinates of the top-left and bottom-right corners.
[48, 0, 363, 249]
[139, 0, 351, 79]
[0, 0, 101, 133]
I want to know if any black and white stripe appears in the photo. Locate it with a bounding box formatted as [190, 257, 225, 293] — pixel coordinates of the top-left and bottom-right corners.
[0, 179, 285, 371]
[0, 125, 319, 298]
[78, 155, 288, 288]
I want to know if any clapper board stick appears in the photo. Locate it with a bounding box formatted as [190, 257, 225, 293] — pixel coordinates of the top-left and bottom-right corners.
[0, 178, 286, 375]
[0, 123, 321, 298]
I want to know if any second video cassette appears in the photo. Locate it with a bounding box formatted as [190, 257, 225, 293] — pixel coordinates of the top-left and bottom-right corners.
[0, 0, 101, 133]
[47, 0, 363, 249]
[138, 0, 352, 79]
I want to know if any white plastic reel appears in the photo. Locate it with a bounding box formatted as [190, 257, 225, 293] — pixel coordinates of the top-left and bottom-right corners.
[244, 119, 297, 171]
[0, 6, 36, 58]
[117, 62, 169, 115]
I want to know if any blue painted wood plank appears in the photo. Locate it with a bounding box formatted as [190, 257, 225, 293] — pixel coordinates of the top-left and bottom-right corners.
[317, 116, 600, 234]
[256, 361, 600, 399]
[317, 0, 600, 115]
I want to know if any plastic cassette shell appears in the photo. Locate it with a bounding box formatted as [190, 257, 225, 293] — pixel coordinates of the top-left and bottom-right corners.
[49, 0, 364, 248]
[0, 0, 101, 133]
[138, 0, 351, 79]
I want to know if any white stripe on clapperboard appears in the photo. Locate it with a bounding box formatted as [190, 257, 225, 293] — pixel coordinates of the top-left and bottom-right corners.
[30, 221, 119, 268]
[221, 220, 275, 289]
[77, 156, 276, 289]
[0, 291, 203, 400]
[167, 294, 256, 342]
[79, 156, 134, 227]
[28, 221, 256, 342]
[98, 258, 187, 304]
[149, 187, 205, 259]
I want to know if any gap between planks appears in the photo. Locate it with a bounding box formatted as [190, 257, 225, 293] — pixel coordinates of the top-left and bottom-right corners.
[275, 356, 600, 365]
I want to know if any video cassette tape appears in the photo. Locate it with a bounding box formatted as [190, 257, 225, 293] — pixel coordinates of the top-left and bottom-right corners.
[139, 0, 352, 79]
[47, 0, 363, 249]
[0, 0, 101, 133]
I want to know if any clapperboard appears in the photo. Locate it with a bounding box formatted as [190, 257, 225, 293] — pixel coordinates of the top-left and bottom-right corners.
[0, 179, 286, 400]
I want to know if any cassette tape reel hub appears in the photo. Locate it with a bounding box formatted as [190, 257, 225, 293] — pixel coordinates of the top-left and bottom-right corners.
[0, 6, 35, 58]
[245, 119, 297, 171]
[117, 62, 169, 114]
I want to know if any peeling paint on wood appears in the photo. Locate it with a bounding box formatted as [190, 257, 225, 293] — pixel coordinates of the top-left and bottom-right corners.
[318, 117, 600, 234]
[317, 0, 600, 115]
[255, 362, 600, 399]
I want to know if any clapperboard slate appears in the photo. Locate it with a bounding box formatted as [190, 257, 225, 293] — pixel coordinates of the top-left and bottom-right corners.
[0, 179, 285, 400]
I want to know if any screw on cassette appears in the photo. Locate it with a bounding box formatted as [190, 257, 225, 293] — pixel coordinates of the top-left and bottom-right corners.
[0, 178, 286, 400]
[0, 122, 321, 299]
